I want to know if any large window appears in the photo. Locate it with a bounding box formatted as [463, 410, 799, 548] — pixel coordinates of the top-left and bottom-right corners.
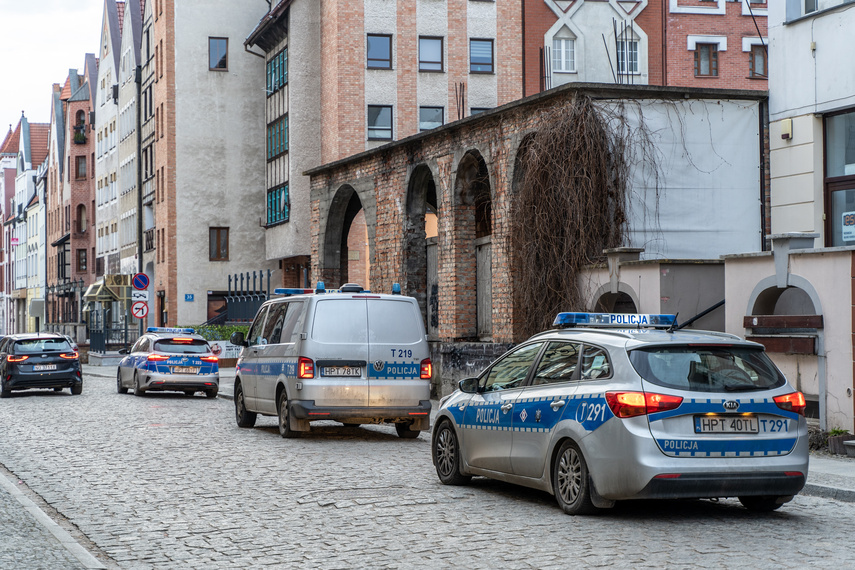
[367, 105, 392, 140]
[694, 44, 718, 77]
[419, 37, 443, 71]
[75, 155, 87, 180]
[267, 115, 288, 160]
[552, 37, 575, 73]
[209, 37, 228, 71]
[617, 40, 639, 74]
[419, 107, 443, 131]
[825, 110, 855, 246]
[367, 34, 392, 69]
[209, 227, 229, 261]
[749, 45, 767, 78]
[470, 39, 494, 73]
[267, 184, 289, 226]
[267, 48, 287, 94]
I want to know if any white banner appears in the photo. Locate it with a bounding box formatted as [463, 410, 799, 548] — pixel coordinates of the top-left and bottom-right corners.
[208, 340, 242, 360]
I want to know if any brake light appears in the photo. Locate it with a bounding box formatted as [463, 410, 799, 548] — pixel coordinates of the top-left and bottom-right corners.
[605, 391, 683, 418]
[774, 392, 806, 416]
[172, 338, 194, 343]
[200, 355, 218, 363]
[147, 354, 170, 361]
[298, 357, 314, 379]
[7, 355, 28, 363]
[59, 352, 79, 360]
[420, 358, 432, 380]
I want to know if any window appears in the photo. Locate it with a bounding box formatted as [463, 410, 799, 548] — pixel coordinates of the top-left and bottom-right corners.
[367, 105, 393, 140]
[552, 37, 575, 73]
[532, 342, 581, 385]
[367, 34, 392, 69]
[617, 40, 639, 74]
[267, 184, 289, 226]
[77, 249, 87, 272]
[805, 0, 817, 13]
[75, 155, 87, 179]
[209, 38, 228, 71]
[580, 345, 612, 380]
[77, 204, 87, 233]
[824, 110, 855, 246]
[419, 37, 443, 71]
[470, 39, 494, 73]
[419, 107, 443, 131]
[267, 115, 288, 160]
[694, 43, 718, 77]
[471, 107, 490, 116]
[749, 44, 767, 78]
[209, 227, 229, 261]
[482, 342, 544, 392]
[266, 48, 288, 94]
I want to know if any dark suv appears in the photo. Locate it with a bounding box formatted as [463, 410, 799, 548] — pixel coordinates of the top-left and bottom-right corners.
[0, 333, 83, 397]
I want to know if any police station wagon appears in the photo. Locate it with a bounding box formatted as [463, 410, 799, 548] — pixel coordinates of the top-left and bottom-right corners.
[431, 313, 809, 515]
[229, 283, 432, 439]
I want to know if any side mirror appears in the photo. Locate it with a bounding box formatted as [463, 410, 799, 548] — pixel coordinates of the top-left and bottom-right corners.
[458, 377, 480, 394]
[118, 347, 129, 355]
[230, 331, 247, 347]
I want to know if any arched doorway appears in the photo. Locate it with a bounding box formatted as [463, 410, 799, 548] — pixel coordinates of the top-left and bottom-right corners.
[322, 185, 369, 289]
[405, 164, 439, 339]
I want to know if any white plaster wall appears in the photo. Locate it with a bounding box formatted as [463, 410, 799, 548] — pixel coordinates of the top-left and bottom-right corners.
[768, 2, 855, 120]
[95, 40, 119, 273]
[417, 0, 448, 115]
[173, 0, 275, 325]
[264, 0, 320, 261]
[467, 0, 496, 111]
[365, 0, 398, 141]
[577, 263, 661, 314]
[118, 30, 138, 275]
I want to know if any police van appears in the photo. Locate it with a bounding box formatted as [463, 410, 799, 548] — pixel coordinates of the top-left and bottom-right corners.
[229, 283, 432, 439]
[431, 312, 809, 514]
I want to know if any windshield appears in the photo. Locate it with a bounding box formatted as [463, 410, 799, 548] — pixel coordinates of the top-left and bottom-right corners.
[628, 345, 786, 393]
[153, 339, 210, 354]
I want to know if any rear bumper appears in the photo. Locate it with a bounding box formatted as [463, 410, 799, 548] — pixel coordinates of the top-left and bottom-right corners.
[633, 471, 806, 499]
[142, 373, 219, 392]
[290, 399, 432, 429]
[6, 370, 82, 390]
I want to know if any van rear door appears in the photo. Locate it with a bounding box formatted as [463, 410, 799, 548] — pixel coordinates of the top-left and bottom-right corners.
[366, 298, 429, 407]
[309, 298, 370, 407]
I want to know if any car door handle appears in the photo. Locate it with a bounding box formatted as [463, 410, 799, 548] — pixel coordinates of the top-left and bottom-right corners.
[550, 400, 566, 411]
[501, 403, 513, 412]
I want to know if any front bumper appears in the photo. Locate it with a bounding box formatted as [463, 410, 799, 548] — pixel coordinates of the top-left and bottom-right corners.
[290, 399, 432, 429]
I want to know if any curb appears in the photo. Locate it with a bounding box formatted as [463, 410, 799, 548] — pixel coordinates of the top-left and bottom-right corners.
[801, 483, 855, 503]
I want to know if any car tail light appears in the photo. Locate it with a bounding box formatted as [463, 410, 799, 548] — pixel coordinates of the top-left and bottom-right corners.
[420, 358, 432, 380]
[172, 338, 194, 343]
[298, 357, 314, 379]
[605, 391, 683, 418]
[774, 392, 806, 416]
[7, 355, 28, 363]
[59, 352, 79, 360]
[147, 354, 170, 361]
[200, 355, 218, 363]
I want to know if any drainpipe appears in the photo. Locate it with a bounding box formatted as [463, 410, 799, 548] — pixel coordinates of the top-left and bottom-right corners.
[136, 65, 143, 337]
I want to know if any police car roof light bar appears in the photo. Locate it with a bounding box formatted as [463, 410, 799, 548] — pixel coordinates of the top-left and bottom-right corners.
[147, 327, 196, 334]
[274, 288, 314, 296]
[553, 312, 677, 329]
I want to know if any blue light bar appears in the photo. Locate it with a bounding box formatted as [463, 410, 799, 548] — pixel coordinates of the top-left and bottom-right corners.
[392, 283, 401, 295]
[316, 281, 326, 294]
[553, 313, 676, 328]
[273, 288, 314, 296]
[147, 327, 196, 334]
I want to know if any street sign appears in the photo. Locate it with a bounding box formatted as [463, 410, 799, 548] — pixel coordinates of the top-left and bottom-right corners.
[132, 273, 150, 291]
[131, 290, 149, 301]
[132, 301, 149, 319]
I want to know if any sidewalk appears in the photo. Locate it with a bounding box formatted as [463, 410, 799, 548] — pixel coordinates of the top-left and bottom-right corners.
[83, 364, 855, 502]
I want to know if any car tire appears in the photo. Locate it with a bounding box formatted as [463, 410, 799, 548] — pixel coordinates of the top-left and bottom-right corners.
[206, 389, 218, 399]
[738, 495, 787, 512]
[70, 382, 82, 396]
[395, 421, 420, 439]
[0, 379, 11, 399]
[117, 372, 128, 394]
[234, 383, 257, 428]
[133, 373, 145, 397]
[277, 390, 300, 438]
[552, 440, 598, 515]
[433, 420, 471, 486]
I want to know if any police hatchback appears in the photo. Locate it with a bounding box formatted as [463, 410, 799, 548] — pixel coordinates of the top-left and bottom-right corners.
[229, 282, 432, 438]
[432, 313, 809, 515]
[117, 328, 220, 397]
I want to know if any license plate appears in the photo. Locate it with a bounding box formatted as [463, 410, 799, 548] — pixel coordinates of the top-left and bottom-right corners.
[172, 366, 199, 374]
[321, 366, 361, 377]
[694, 415, 759, 434]
[33, 364, 57, 371]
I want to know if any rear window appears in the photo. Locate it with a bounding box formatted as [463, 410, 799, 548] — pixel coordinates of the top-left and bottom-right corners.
[154, 339, 210, 354]
[312, 299, 368, 344]
[14, 338, 72, 353]
[367, 299, 423, 343]
[628, 345, 786, 393]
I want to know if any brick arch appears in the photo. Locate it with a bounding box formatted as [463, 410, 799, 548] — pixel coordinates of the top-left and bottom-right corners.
[320, 183, 370, 289]
[404, 163, 439, 328]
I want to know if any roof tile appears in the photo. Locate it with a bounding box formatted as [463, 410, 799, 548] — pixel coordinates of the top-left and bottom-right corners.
[28, 123, 50, 167]
[0, 122, 21, 156]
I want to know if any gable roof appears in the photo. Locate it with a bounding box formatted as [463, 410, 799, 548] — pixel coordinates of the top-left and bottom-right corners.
[103, 0, 123, 74]
[28, 123, 50, 168]
[0, 122, 21, 156]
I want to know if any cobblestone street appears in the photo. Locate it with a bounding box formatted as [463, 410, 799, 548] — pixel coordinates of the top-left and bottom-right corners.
[1, 369, 854, 569]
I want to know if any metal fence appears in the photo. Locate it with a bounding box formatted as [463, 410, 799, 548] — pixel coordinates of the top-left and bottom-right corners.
[219, 270, 272, 324]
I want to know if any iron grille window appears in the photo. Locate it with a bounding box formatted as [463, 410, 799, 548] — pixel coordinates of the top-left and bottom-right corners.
[267, 184, 290, 226]
[267, 115, 288, 160]
[266, 48, 288, 94]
